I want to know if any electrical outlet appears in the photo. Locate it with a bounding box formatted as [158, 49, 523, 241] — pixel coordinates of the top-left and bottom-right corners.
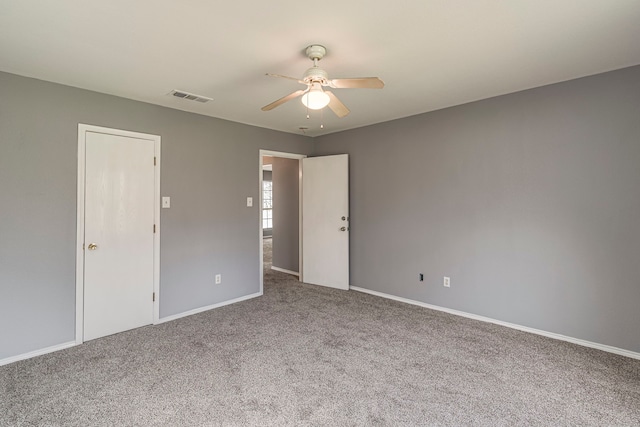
[443, 276, 450, 287]
[215, 274, 222, 284]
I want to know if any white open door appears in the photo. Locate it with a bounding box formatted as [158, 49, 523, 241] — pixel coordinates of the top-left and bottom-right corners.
[302, 154, 349, 290]
[82, 131, 156, 341]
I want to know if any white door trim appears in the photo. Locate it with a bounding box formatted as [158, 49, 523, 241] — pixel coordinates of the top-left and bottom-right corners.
[76, 124, 161, 345]
[259, 150, 306, 294]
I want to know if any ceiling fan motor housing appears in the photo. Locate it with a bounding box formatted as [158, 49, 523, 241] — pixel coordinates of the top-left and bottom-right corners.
[303, 67, 329, 84]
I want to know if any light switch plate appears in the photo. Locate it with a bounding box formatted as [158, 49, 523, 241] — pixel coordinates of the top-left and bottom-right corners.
[162, 197, 171, 208]
[247, 197, 253, 207]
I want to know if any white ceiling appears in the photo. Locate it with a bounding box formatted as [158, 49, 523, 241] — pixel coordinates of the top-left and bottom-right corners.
[1, 1, 639, 137]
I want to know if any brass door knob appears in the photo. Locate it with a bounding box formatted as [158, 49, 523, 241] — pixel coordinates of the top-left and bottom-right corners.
[88, 243, 98, 250]
[340, 227, 347, 231]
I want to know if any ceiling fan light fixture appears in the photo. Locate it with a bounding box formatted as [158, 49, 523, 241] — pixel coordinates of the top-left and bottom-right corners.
[262, 44, 383, 117]
[301, 84, 330, 110]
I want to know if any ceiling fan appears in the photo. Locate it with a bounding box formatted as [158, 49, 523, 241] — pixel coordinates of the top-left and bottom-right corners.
[261, 45, 384, 118]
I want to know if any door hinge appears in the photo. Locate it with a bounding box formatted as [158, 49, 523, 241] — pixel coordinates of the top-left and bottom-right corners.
[82, 243, 85, 250]
[153, 224, 156, 233]
[154, 156, 157, 166]
[153, 292, 156, 302]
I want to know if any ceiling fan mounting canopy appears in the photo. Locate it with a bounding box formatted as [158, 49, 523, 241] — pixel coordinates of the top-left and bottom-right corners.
[261, 44, 384, 118]
[305, 45, 327, 61]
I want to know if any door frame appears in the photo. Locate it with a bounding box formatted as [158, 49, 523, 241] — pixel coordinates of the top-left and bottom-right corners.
[75, 124, 161, 345]
[259, 150, 306, 294]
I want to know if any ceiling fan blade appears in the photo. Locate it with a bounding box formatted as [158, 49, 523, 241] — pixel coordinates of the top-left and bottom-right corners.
[261, 89, 307, 111]
[326, 91, 350, 118]
[329, 77, 384, 89]
[266, 73, 305, 84]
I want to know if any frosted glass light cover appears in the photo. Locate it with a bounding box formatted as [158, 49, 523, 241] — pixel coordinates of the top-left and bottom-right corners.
[301, 90, 330, 110]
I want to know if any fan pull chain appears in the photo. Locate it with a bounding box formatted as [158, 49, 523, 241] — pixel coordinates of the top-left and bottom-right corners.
[320, 108, 324, 129]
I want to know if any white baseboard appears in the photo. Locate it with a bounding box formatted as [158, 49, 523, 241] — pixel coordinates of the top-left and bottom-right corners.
[0, 341, 77, 367]
[270, 266, 300, 276]
[350, 286, 640, 361]
[156, 291, 263, 324]
[1, 292, 264, 366]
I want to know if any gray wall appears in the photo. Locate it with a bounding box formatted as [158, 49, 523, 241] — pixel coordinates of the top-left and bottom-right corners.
[3, 64, 639, 360]
[314, 65, 640, 353]
[0, 71, 312, 360]
[272, 157, 299, 273]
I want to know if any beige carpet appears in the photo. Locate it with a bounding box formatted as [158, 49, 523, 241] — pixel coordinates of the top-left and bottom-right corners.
[1, 239, 639, 426]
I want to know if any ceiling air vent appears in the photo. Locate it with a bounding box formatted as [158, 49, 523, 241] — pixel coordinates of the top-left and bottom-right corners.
[168, 90, 212, 103]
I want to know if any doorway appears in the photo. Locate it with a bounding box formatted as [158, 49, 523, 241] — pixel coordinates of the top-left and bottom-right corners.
[76, 124, 161, 343]
[259, 151, 350, 292]
[259, 151, 306, 294]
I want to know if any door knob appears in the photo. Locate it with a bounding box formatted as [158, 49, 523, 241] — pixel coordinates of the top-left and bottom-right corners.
[88, 243, 98, 250]
[340, 227, 347, 231]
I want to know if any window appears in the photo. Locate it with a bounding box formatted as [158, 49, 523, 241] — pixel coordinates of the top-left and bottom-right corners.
[262, 180, 272, 229]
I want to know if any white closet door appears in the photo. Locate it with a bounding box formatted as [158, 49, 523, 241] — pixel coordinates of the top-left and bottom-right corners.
[83, 131, 155, 341]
